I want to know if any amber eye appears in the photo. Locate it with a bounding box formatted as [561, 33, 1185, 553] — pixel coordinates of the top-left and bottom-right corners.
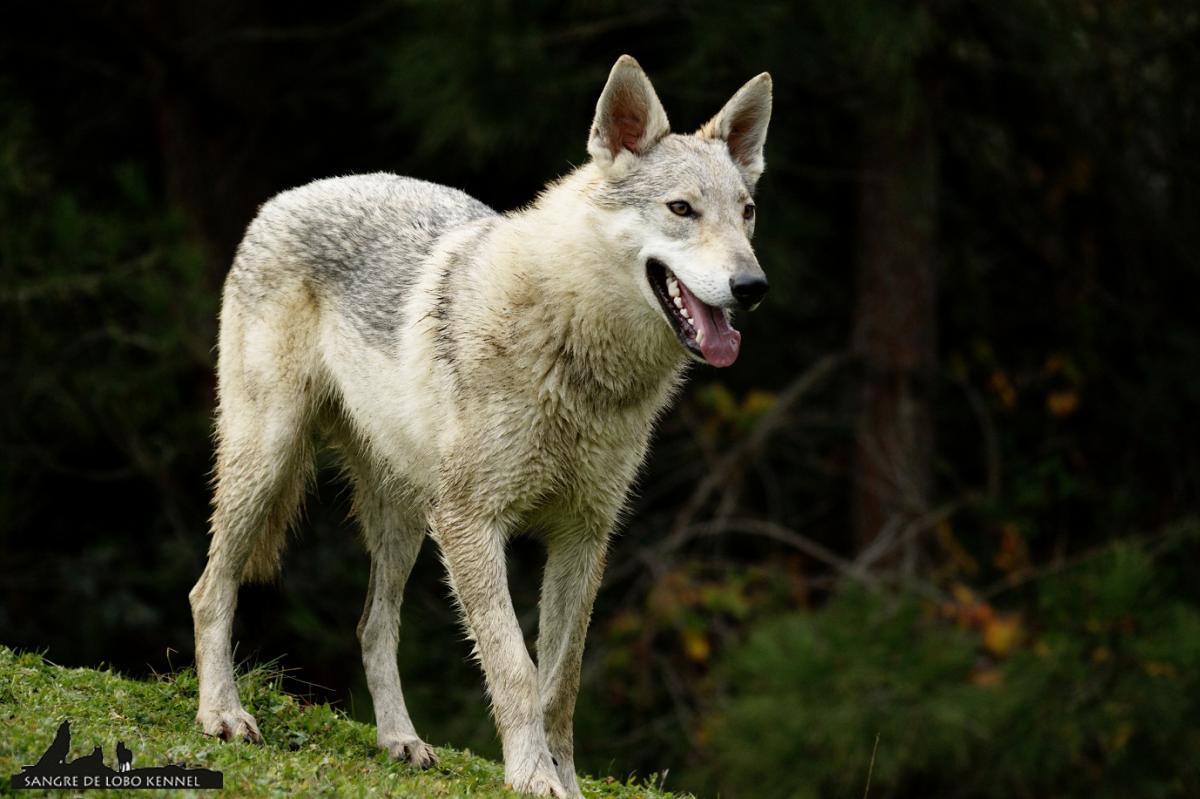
[743, 203, 756, 221]
[667, 200, 695, 217]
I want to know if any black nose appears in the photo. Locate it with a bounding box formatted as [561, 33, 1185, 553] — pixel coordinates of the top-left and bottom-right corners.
[730, 274, 769, 309]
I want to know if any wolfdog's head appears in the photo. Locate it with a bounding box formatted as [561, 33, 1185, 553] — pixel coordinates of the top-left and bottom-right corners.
[587, 55, 772, 368]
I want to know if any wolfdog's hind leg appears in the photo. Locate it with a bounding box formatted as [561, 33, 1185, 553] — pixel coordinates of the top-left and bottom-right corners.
[189, 302, 316, 744]
[354, 475, 436, 767]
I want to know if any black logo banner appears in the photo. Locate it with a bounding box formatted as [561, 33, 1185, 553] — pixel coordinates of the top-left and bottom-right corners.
[9, 720, 223, 790]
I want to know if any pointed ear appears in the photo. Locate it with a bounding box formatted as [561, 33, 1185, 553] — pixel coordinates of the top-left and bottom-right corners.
[587, 55, 671, 169]
[698, 72, 773, 186]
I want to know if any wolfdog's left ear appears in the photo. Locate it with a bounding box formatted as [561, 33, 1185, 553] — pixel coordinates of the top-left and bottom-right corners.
[588, 55, 671, 169]
[699, 73, 773, 186]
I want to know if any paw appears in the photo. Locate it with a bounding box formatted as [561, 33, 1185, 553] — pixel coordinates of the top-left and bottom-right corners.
[381, 735, 438, 769]
[507, 751, 569, 797]
[196, 707, 262, 744]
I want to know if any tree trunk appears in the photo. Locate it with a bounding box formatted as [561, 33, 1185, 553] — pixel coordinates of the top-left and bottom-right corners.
[850, 95, 938, 573]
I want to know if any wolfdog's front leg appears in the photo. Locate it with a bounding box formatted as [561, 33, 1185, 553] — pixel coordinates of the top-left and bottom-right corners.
[537, 528, 609, 799]
[433, 503, 567, 798]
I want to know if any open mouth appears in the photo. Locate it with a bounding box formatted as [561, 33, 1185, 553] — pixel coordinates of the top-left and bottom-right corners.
[646, 258, 742, 368]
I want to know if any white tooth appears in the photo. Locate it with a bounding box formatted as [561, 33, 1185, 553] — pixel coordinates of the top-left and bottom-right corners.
[668, 281, 680, 298]
[682, 307, 692, 319]
[696, 330, 705, 344]
[674, 297, 684, 309]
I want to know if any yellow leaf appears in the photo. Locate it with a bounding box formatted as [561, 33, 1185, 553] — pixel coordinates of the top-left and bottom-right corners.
[1106, 722, 1134, 753]
[608, 610, 641, 638]
[988, 369, 1017, 409]
[741, 389, 778, 419]
[983, 615, 1022, 657]
[1145, 661, 1178, 679]
[993, 522, 1030, 573]
[681, 629, 711, 663]
[951, 582, 977, 607]
[970, 667, 1003, 687]
[1047, 390, 1079, 417]
[1043, 354, 1068, 376]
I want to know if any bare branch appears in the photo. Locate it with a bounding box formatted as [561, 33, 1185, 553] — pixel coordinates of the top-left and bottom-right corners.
[670, 351, 849, 537]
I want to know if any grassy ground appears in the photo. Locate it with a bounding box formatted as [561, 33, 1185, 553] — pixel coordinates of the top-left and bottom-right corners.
[0, 647, 683, 798]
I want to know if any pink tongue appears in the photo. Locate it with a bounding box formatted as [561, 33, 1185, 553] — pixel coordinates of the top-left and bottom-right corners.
[678, 281, 742, 367]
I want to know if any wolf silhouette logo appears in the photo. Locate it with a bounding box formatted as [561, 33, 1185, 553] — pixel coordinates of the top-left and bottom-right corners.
[9, 721, 222, 790]
[116, 741, 133, 772]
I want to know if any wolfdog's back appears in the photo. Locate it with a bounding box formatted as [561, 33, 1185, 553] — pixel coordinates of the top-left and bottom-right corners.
[226, 173, 496, 347]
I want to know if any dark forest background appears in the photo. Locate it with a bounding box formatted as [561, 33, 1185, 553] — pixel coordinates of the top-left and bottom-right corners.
[2, 2, 1199, 797]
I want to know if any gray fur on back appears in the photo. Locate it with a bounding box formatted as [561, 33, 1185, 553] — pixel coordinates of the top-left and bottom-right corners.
[229, 173, 496, 347]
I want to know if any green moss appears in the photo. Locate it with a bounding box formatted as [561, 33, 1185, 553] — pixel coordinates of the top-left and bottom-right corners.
[0, 647, 683, 798]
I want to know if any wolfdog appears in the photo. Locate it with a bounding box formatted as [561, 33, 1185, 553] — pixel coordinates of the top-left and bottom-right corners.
[189, 55, 772, 797]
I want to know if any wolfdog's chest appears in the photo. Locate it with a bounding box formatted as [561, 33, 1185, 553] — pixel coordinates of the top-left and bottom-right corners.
[486, 399, 656, 515]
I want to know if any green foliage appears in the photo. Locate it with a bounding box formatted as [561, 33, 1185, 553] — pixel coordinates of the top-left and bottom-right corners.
[0, 90, 218, 662]
[0, 93, 216, 490]
[703, 524, 1200, 799]
[0, 646, 684, 798]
